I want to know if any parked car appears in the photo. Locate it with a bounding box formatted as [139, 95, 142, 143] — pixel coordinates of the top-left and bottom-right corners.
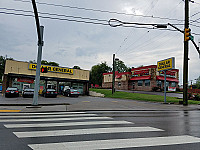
[63, 88, 79, 97]
[5, 87, 19, 97]
[42, 89, 57, 98]
[22, 88, 34, 98]
[62, 86, 70, 95]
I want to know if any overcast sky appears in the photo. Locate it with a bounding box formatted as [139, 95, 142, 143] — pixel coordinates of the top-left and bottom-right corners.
[0, 0, 200, 85]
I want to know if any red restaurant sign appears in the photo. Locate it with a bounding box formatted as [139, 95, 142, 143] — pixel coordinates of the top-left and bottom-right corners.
[17, 78, 34, 83]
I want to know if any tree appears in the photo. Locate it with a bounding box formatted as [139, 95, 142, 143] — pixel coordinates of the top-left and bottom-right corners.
[48, 61, 59, 67]
[0, 56, 13, 83]
[90, 62, 112, 86]
[115, 60, 129, 73]
[73, 66, 81, 69]
[196, 76, 200, 89]
[41, 60, 59, 66]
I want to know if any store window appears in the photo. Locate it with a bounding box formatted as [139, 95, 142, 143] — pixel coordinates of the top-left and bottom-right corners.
[157, 81, 162, 87]
[145, 80, 150, 86]
[171, 82, 176, 87]
[138, 80, 143, 86]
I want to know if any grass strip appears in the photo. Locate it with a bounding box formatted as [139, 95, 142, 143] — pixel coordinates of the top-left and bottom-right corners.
[90, 88, 200, 105]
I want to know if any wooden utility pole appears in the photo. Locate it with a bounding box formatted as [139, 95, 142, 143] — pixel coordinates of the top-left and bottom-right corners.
[183, 0, 189, 106]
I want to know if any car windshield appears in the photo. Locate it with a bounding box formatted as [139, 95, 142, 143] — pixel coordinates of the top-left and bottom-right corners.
[7, 87, 17, 91]
[47, 89, 56, 92]
[24, 89, 34, 91]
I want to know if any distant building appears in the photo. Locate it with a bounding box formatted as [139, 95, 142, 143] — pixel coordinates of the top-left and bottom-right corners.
[2, 60, 90, 95]
[102, 65, 179, 91]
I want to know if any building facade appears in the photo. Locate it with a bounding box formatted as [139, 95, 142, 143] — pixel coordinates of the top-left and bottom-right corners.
[2, 60, 90, 95]
[102, 65, 179, 91]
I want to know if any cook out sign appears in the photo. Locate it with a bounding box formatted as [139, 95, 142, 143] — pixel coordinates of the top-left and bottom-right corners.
[157, 57, 175, 72]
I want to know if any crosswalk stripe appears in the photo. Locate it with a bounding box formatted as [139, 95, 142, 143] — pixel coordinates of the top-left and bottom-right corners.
[4, 120, 132, 128]
[0, 116, 112, 122]
[28, 135, 200, 150]
[0, 113, 97, 118]
[13, 126, 163, 138]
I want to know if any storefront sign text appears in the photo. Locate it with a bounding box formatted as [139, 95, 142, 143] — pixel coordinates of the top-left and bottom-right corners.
[157, 57, 175, 71]
[132, 69, 149, 77]
[28, 63, 73, 75]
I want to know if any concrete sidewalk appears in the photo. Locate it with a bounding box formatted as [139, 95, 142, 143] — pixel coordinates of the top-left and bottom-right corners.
[0, 94, 199, 112]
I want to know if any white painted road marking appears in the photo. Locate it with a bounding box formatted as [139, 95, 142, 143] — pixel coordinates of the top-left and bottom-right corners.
[28, 135, 200, 150]
[5, 120, 133, 128]
[13, 126, 163, 138]
[0, 116, 112, 122]
[0, 113, 97, 118]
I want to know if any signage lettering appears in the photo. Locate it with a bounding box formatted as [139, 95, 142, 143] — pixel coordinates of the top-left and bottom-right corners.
[28, 63, 73, 75]
[157, 57, 175, 71]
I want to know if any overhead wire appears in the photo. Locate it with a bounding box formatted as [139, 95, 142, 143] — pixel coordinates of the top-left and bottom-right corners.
[2, 8, 197, 34]
[116, 0, 184, 55]
[117, 0, 200, 59]
[14, 0, 184, 22]
[0, 7, 108, 22]
[115, 0, 161, 55]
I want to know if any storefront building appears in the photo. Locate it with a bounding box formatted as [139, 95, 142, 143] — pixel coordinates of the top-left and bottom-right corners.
[2, 60, 90, 95]
[102, 72, 132, 90]
[102, 65, 179, 91]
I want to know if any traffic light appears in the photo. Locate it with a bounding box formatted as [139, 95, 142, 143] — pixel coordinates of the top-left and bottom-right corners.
[184, 28, 191, 41]
[41, 67, 48, 73]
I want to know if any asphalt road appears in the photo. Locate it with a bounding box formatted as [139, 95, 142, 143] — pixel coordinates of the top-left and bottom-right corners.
[0, 95, 200, 149]
[1, 110, 200, 150]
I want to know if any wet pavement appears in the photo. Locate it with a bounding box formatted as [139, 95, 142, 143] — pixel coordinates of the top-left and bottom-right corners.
[1, 110, 200, 149]
[0, 94, 200, 149]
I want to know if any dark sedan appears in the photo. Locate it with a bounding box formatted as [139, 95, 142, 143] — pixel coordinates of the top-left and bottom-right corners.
[42, 89, 57, 98]
[5, 87, 19, 98]
[22, 88, 34, 98]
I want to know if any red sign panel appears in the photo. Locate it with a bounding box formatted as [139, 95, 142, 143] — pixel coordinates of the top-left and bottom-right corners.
[17, 78, 34, 83]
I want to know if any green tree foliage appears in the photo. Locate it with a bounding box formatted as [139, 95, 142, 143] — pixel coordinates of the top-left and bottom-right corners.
[115, 60, 129, 73]
[41, 60, 59, 66]
[48, 61, 59, 67]
[0, 56, 5, 83]
[0, 56, 13, 83]
[30, 60, 59, 66]
[196, 76, 200, 89]
[90, 62, 112, 86]
[73, 66, 81, 69]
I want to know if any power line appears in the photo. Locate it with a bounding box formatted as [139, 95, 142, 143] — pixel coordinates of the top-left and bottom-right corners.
[0, 11, 109, 26]
[0, 7, 108, 22]
[14, 0, 184, 22]
[1, 8, 200, 35]
[115, 0, 183, 55]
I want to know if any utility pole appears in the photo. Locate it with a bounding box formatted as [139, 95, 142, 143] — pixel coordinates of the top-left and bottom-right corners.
[183, 0, 189, 106]
[32, 0, 44, 106]
[112, 54, 115, 95]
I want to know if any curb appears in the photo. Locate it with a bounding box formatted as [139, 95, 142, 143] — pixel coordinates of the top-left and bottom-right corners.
[0, 103, 70, 106]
